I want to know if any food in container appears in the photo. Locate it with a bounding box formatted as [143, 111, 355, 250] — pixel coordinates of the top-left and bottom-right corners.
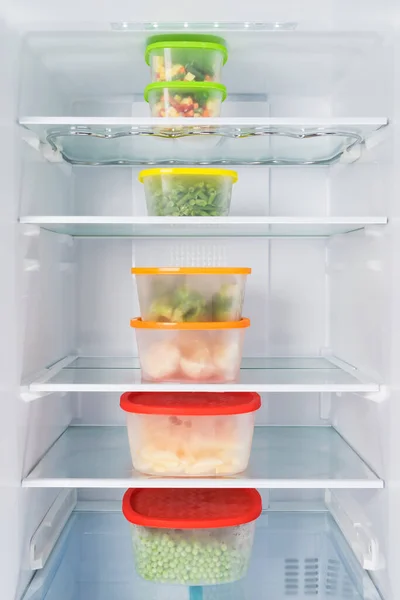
[131, 267, 250, 323]
[145, 82, 226, 117]
[139, 168, 237, 217]
[145, 38, 228, 83]
[130, 317, 250, 383]
[122, 488, 262, 585]
[120, 391, 261, 476]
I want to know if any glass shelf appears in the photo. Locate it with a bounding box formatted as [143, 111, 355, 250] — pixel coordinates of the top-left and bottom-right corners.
[19, 117, 388, 166]
[22, 356, 380, 395]
[19, 216, 388, 238]
[22, 425, 382, 489]
[23, 511, 382, 600]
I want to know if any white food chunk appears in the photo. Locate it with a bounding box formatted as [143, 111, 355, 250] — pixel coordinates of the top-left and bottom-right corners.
[141, 340, 180, 380]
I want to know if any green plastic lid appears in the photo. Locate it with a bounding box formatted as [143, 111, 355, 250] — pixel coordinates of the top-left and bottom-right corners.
[144, 81, 227, 103]
[145, 38, 228, 66]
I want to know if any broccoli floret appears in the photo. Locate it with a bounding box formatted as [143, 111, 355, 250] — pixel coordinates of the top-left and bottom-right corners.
[212, 283, 242, 321]
[148, 296, 175, 322]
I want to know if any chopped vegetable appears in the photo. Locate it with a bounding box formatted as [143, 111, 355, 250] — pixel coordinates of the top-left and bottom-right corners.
[147, 176, 230, 217]
[148, 285, 211, 322]
[212, 283, 243, 321]
[152, 56, 216, 82]
[132, 524, 254, 584]
[150, 88, 221, 117]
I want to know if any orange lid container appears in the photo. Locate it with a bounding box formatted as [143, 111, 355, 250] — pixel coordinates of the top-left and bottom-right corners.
[122, 488, 262, 529]
[120, 391, 261, 416]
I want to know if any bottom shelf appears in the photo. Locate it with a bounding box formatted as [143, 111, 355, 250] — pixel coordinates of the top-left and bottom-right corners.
[24, 510, 381, 600]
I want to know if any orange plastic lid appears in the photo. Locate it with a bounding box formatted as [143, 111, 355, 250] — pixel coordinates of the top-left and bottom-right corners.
[122, 488, 262, 529]
[130, 317, 250, 330]
[131, 267, 251, 275]
[120, 391, 261, 416]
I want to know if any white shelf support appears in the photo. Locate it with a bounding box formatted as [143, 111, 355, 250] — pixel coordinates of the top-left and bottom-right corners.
[325, 490, 384, 571]
[30, 489, 77, 570]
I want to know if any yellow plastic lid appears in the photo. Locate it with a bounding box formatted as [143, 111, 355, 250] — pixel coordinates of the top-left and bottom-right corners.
[138, 168, 238, 183]
[130, 317, 250, 330]
[131, 267, 251, 275]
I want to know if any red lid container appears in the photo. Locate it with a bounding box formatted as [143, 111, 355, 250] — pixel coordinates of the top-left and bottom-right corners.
[122, 488, 262, 529]
[120, 391, 261, 416]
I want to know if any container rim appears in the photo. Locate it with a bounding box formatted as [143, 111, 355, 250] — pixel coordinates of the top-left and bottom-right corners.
[122, 488, 262, 529]
[138, 168, 238, 183]
[131, 267, 251, 275]
[120, 391, 261, 415]
[130, 317, 250, 330]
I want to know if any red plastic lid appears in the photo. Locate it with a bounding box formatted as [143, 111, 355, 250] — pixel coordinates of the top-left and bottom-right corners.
[122, 488, 262, 529]
[120, 391, 261, 416]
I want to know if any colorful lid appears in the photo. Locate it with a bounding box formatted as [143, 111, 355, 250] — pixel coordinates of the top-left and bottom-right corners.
[131, 267, 251, 275]
[145, 35, 228, 65]
[120, 391, 261, 416]
[130, 317, 250, 330]
[138, 168, 238, 183]
[122, 488, 262, 529]
[144, 81, 227, 102]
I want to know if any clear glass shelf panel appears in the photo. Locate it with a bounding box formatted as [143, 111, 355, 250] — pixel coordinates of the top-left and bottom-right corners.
[23, 511, 381, 600]
[22, 426, 382, 489]
[24, 356, 380, 394]
[19, 216, 388, 238]
[19, 117, 388, 166]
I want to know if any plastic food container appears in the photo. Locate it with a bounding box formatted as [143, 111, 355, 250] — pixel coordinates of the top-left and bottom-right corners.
[122, 488, 262, 585]
[145, 39, 228, 83]
[145, 82, 227, 117]
[120, 391, 261, 476]
[130, 317, 250, 382]
[131, 267, 251, 323]
[139, 168, 238, 217]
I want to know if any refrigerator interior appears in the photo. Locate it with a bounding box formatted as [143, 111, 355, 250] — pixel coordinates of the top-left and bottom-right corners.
[1, 2, 400, 599]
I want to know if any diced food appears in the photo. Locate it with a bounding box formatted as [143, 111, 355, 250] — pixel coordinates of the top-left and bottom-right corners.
[145, 82, 226, 118]
[139, 168, 237, 217]
[130, 318, 250, 383]
[152, 56, 216, 82]
[132, 524, 255, 584]
[145, 39, 228, 83]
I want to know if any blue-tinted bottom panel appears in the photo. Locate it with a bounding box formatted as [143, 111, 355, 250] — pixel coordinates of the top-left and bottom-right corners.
[24, 512, 381, 600]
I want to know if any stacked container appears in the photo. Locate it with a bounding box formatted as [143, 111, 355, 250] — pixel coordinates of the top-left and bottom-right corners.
[130, 267, 251, 383]
[122, 38, 260, 589]
[143, 35, 228, 117]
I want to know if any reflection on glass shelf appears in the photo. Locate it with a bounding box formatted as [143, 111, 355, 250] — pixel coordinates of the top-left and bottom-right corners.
[22, 426, 382, 489]
[19, 117, 388, 166]
[23, 511, 381, 600]
[19, 216, 388, 238]
[23, 355, 380, 394]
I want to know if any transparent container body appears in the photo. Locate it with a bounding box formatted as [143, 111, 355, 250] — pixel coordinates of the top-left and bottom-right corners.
[142, 171, 235, 217]
[149, 47, 225, 83]
[134, 272, 248, 322]
[126, 411, 256, 476]
[130, 520, 256, 585]
[147, 86, 224, 117]
[134, 327, 247, 383]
